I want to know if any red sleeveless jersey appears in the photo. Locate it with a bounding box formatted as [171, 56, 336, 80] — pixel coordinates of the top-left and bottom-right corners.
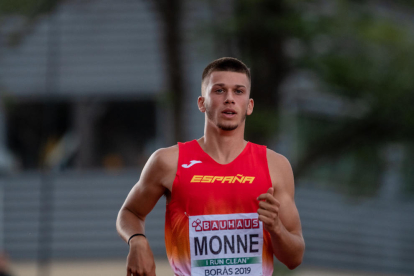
[165, 140, 274, 276]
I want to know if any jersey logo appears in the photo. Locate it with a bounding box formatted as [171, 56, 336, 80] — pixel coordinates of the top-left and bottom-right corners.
[191, 174, 255, 184]
[182, 160, 202, 168]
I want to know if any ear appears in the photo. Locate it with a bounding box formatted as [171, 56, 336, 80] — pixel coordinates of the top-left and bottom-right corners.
[247, 98, 254, 116]
[198, 96, 206, 113]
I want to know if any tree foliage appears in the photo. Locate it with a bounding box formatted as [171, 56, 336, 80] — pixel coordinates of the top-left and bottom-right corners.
[285, 1, 414, 173]
[222, 0, 414, 195]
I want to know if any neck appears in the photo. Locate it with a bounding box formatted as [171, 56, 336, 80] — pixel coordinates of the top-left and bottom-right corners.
[198, 120, 247, 164]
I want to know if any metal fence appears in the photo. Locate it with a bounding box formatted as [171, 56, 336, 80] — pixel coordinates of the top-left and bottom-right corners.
[1, 172, 413, 275]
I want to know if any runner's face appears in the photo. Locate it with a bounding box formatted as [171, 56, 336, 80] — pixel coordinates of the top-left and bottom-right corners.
[199, 71, 253, 131]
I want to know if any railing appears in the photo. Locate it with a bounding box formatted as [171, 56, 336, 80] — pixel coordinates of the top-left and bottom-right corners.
[1, 172, 413, 275]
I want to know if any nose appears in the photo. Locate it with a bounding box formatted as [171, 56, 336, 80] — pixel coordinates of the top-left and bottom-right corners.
[224, 91, 235, 104]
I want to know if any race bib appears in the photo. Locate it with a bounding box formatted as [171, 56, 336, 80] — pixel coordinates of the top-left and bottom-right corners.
[189, 213, 263, 276]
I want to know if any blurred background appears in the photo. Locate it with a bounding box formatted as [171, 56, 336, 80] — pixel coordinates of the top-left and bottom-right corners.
[1, 0, 414, 275]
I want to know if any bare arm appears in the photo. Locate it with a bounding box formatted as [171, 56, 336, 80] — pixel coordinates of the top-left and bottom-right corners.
[116, 146, 178, 276]
[257, 149, 305, 270]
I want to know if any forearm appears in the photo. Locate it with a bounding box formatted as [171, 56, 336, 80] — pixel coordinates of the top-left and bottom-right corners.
[117, 207, 156, 275]
[269, 224, 305, 270]
[116, 207, 146, 244]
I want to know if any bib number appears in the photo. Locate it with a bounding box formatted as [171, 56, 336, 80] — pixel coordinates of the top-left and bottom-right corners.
[189, 213, 263, 276]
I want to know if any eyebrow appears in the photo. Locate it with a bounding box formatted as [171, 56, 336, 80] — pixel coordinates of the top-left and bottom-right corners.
[212, 83, 247, 88]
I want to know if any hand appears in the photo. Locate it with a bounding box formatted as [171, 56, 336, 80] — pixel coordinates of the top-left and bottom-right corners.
[126, 236, 156, 276]
[257, 187, 281, 235]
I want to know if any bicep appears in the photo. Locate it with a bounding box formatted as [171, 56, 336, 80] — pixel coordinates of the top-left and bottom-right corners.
[278, 193, 302, 236]
[269, 150, 303, 235]
[122, 152, 169, 220]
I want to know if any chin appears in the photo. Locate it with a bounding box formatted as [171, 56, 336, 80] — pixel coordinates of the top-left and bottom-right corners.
[217, 123, 238, 131]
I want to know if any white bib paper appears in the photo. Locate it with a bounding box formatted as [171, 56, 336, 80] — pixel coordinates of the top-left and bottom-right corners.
[189, 213, 263, 276]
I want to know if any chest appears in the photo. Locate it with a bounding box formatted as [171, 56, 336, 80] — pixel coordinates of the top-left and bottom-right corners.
[171, 154, 271, 216]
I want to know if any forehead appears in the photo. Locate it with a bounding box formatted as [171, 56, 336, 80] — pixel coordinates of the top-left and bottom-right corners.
[205, 71, 250, 89]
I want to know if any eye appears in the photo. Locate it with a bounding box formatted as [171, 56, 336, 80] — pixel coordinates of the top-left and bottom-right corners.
[215, 89, 224, 93]
[235, 89, 244, 94]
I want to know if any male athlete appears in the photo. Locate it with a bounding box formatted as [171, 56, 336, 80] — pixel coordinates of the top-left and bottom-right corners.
[116, 57, 305, 276]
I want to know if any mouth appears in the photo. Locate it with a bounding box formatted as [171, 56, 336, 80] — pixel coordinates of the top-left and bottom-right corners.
[222, 109, 237, 118]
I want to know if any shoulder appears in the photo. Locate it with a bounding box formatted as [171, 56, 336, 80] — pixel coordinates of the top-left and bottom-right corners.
[139, 145, 178, 190]
[148, 145, 179, 172]
[152, 145, 179, 161]
[266, 148, 295, 193]
[266, 148, 292, 172]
